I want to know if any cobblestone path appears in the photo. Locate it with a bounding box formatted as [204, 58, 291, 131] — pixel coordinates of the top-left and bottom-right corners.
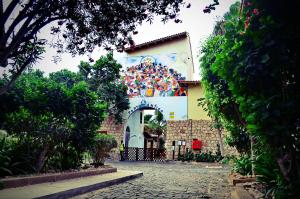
[73, 161, 231, 199]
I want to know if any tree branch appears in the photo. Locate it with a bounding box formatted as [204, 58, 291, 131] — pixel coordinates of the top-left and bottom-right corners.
[233, 103, 247, 127]
[239, 0, 244, 20]
[22, 16, 64, 44]
[0, 0, 19, 28]
[0, 50, 35, 95]
[2, 0, 50, 50]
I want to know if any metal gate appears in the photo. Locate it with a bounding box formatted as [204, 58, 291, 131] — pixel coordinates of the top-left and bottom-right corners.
[124, 147, 166, 161]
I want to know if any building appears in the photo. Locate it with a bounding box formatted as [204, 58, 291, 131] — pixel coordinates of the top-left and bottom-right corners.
[99, 32, 236, 160]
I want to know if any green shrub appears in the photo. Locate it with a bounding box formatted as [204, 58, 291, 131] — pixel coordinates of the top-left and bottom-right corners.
[0, 134, 12, 177]
[177, 153, 184, 161]
[178, 149, 194, 162]
[221, 155, 236, 165]
[233, 154, 252, 176]
[91, 134, 117, 167]
[195, 151, 215, 163]
[0, 133, 36, 177]
[45, 144, 83, 171]
[184, 150, 194, 162]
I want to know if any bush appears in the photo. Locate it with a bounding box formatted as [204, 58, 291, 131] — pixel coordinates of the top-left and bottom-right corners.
[0, 133, 13, 177]
[45, 144, 83, 171]
[195, 151, 215, 162]
[91, 134, 117, 167]
[221, 155, 236, 165]
[178, 149, 194, 162]
[233, 154, 252, 176]
[0, 133, 36, 177]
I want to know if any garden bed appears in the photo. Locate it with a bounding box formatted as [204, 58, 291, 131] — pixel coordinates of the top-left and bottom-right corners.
[228, 173, 256, 186]
[0, 166, 117, 189]
[229, 173, 265, 199]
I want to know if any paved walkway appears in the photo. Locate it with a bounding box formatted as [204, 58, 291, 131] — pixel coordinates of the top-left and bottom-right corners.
[73, 161, 231, 199]
[0, 170, 142, 199]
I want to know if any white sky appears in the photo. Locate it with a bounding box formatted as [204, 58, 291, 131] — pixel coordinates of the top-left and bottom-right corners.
[1, 0, 237, 80]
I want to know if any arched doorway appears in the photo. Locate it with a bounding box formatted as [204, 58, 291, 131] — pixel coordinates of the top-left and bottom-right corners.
[124, 106, 166, 161]
[125, 126, 130, 148]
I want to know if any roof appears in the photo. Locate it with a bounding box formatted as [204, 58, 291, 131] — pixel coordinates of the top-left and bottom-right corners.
[124, 32, 188, 53]
[178, 80, 200, 85]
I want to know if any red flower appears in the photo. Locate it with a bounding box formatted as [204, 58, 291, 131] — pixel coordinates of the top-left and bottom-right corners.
[253, 8, 259, 15]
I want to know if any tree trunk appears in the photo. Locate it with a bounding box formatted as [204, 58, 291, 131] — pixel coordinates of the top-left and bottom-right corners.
[36, 144, 49, 173]
[250, 136, 255, 176]
[277, 152, 296, 182]
[214, 118, 224, 156]
[216, 127, 225, 156]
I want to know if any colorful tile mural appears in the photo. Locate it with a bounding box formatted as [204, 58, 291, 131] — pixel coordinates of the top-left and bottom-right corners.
[121, 54, 188, 98]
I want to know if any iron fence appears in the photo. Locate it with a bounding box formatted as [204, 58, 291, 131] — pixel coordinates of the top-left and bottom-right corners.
[124, 147, 166, 161]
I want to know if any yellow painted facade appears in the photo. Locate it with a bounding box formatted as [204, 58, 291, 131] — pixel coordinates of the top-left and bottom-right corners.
[126, 37, 194, 80]
[187, 84, 210, 120]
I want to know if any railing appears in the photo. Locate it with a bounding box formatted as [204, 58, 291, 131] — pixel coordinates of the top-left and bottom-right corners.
[124, 147, 166, 161]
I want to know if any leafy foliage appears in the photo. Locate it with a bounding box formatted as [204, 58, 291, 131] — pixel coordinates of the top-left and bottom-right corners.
[147, 111, 166, 149]
[199, 1, 300, 197]
[233, 154, 252, 176]
[143, 114, 153, 124]
[147, 111, 166, 136]
[195, 152, 215, 163]
[78, 54, 130, 123]
[91, 134, 117, 167]
[178, 146, 223, 163]
[0, 0, 187, 95]
[0, 71, 106, 173]
[0, 132, 13, 176]
[0, 54, 127, 174]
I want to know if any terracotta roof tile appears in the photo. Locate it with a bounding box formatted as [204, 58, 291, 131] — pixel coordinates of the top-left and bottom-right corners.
[125, 32, 188, 53]
[178, 80, 200, 85]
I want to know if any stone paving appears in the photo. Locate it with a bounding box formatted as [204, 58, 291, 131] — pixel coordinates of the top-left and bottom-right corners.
[72, 161, 231, 199]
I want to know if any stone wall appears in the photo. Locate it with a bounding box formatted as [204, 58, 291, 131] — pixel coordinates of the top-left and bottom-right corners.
[165, 119, 238, 160]
[98, 116, 125, 160]
[100, 117, 238, 160]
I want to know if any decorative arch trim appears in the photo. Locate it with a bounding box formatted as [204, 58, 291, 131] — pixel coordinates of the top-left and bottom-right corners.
[127, 99, 164, 119]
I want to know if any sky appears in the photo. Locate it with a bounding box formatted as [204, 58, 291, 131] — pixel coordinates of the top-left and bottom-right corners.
[1, 0, 238, 80]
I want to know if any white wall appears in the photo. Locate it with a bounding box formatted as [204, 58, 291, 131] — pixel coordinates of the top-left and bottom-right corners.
[126, 96, 188, 121]
[125, 110, 145, 148]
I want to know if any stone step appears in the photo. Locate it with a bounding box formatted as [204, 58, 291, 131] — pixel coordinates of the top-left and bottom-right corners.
[1, 167, 117, 189]
[0, 170, 143, 199]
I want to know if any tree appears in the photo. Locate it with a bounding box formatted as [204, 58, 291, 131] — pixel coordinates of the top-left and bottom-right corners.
[0, 0, 187, 95]
[147, 111, 166, 149]
[200, 1, 300, 197]
[203, 0, 220, 13]
[144, 114, 153, 124]
[0, 53, 129, 173]
[0, 70, 107, 172]
[78, 53, 130, 123]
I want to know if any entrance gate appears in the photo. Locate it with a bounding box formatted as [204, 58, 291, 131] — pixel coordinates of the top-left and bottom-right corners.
[124, 147, 166, 161]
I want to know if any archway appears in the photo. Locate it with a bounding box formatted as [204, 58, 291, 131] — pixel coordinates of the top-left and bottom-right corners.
[123, 106, 167, 161]
[125, 126, 130, 148]
[124, 107, 165, 148]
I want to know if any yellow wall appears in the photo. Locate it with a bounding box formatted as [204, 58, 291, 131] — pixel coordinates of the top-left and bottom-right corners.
[126, 37, 194, 80]
[188, 84, 211, 120]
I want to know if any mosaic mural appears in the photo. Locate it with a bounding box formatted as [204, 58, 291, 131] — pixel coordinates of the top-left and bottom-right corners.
[121, 54, 188, 98]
